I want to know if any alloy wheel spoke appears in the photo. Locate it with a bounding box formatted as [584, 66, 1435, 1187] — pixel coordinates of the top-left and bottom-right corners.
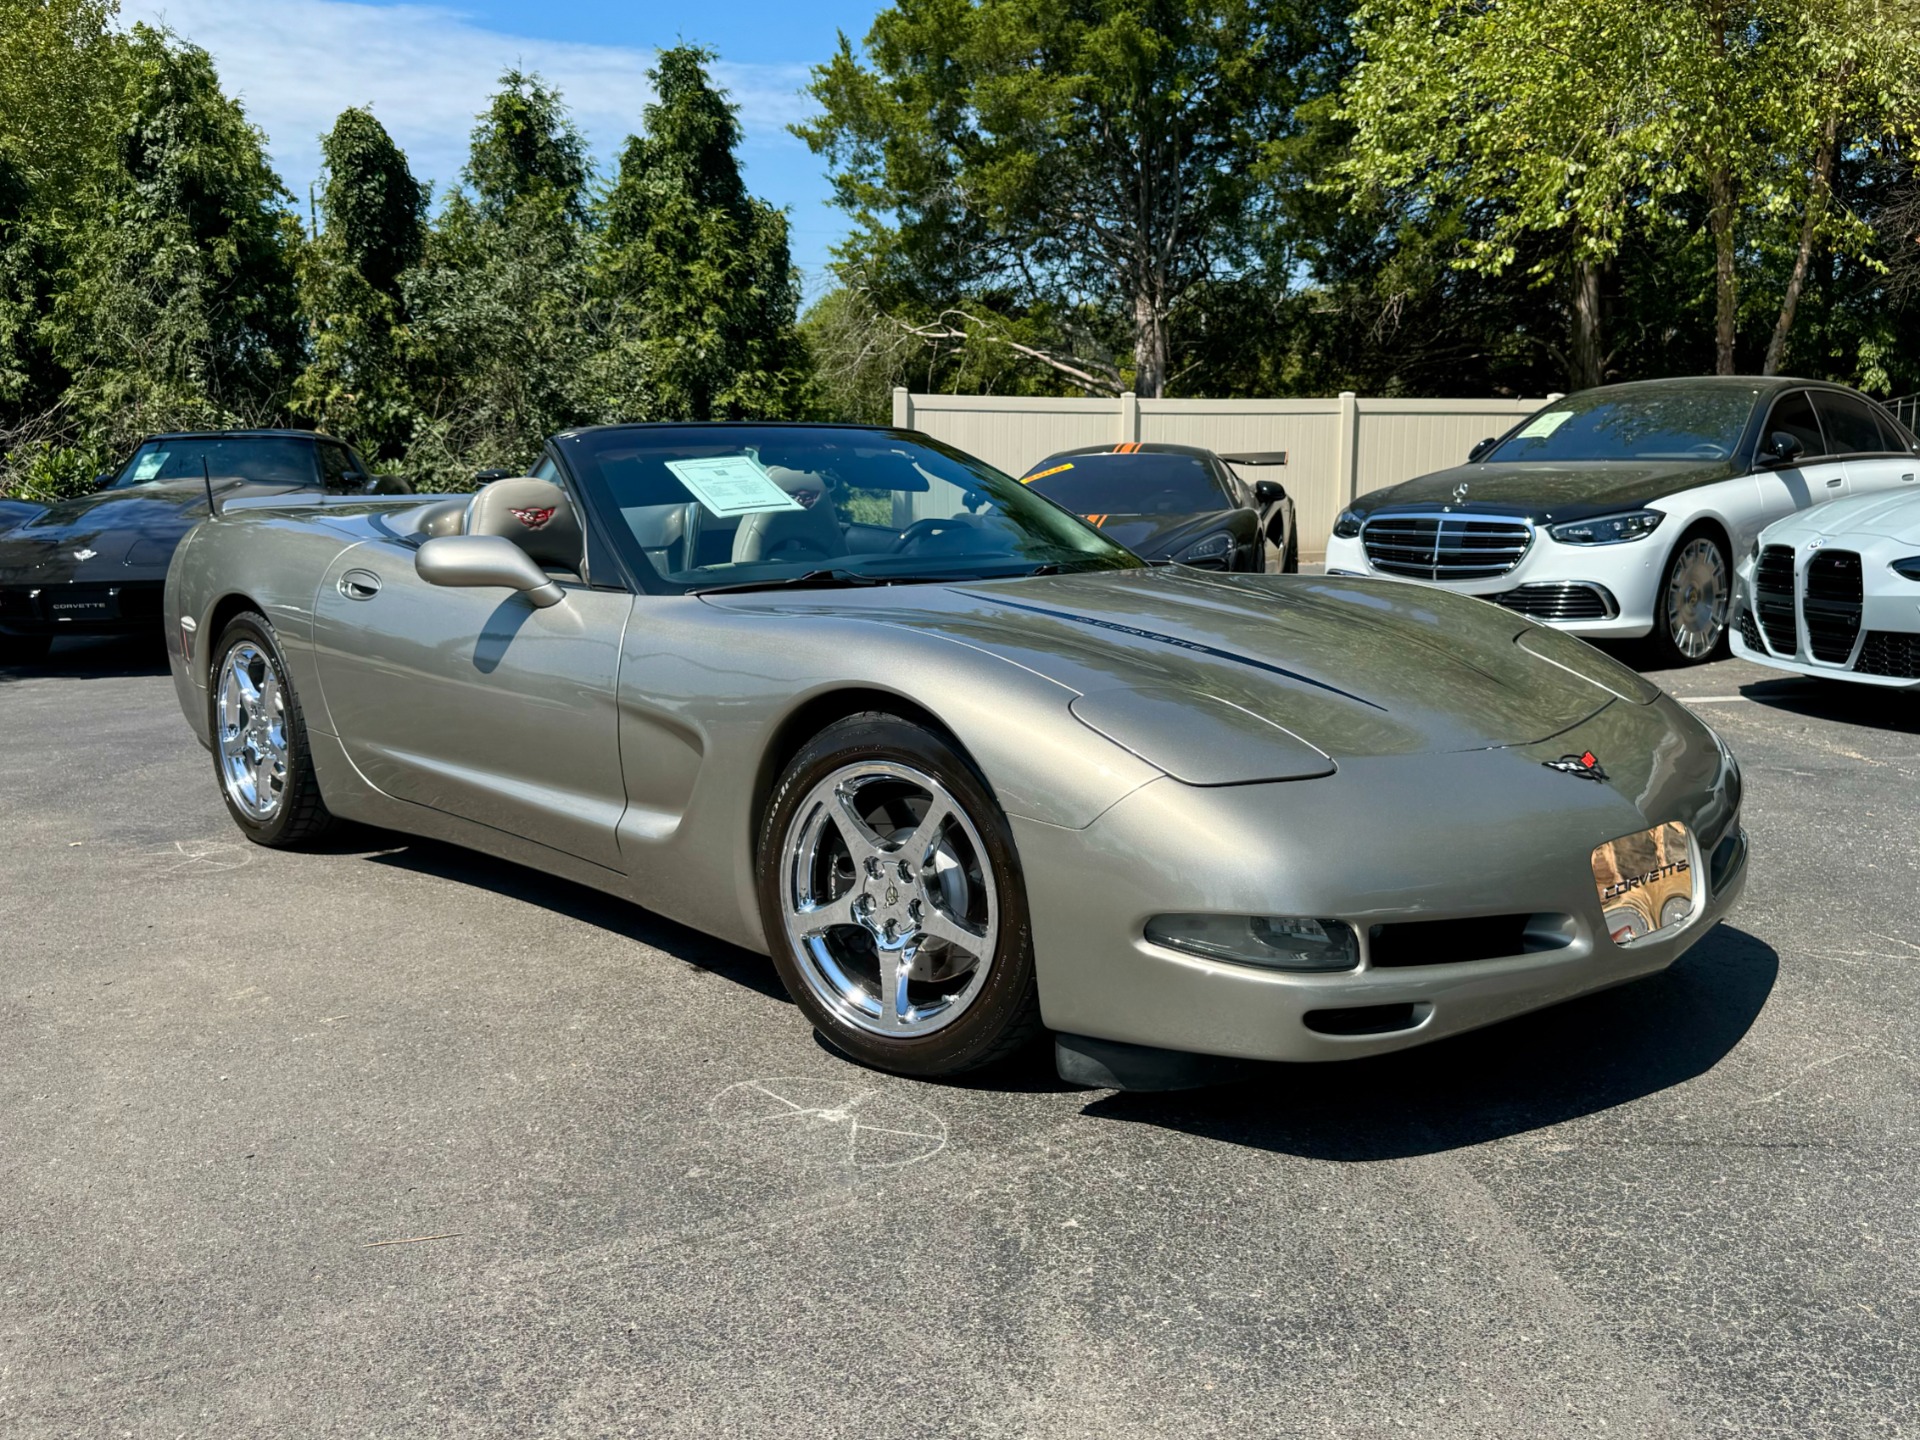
[898, 796, 954, 864]
[916, 902, 987, 957]
[831, 785, 890, 860]
[875, 945, 913, 1030]
[787, 888, 862, 946]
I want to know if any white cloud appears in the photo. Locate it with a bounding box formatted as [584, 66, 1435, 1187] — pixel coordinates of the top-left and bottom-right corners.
[117, 0, 819, 206]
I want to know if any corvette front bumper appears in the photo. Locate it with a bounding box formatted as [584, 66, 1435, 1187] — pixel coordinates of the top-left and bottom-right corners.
[1018, 696, 1744, 1064]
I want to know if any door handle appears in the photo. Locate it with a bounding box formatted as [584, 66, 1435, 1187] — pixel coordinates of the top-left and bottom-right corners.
[338, 568, 382, 600]
[1903, 473, 1915, 483]
[1825, 477, 1843, 487]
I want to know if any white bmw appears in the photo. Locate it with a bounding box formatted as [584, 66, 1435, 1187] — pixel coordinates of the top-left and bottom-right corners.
[1730, 488, 1920, 687]
[1323, 377, 1920, 665]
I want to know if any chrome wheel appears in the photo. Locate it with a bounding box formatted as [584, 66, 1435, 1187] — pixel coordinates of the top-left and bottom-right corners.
[781, 760, 999, 1039]
[215, 640, 288, 821]
[1665, 537, 1728, 660]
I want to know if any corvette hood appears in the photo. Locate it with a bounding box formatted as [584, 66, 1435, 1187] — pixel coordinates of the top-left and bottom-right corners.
[0, 480, 210, 581]
[1762, 488, 1920, 546]
[1348, 458, 1738, 525]
[715, 568, 1638, 762]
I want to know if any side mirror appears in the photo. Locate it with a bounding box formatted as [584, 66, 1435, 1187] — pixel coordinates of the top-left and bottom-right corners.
[1253, 479, 1287, 506]
[473, 468, 516, 486]
[416, 534, 564, 608]
[1467, 437, 1497, 462]
[1757, 431, 1805, 469]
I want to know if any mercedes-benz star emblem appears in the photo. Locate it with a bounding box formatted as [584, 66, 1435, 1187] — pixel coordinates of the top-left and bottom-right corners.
[1452, 481, 1470, 505]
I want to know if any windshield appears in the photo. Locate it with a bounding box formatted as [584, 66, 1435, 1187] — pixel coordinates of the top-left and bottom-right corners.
[1024, 452, 1228, 514]
[108, 437, 316, 488]
[558, 426, 1143, 592]
[1486, 388, 1759, 463]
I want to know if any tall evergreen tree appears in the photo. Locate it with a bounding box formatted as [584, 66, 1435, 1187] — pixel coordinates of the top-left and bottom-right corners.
[399, 71, 597, 486]
[46, 24, 301, 446]
[592, 46, 809, 421]
[293, 107, 425, 457]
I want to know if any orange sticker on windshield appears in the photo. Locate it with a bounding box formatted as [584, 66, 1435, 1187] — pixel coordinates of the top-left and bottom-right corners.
[1020, 462, 1074, 484]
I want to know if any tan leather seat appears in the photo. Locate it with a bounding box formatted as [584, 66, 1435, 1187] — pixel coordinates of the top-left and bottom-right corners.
[465, 477, 583, 578]
[731, 467, 845, 565]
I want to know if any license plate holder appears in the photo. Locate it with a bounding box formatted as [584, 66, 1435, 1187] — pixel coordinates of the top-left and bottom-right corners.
[46, 589, 119, 622]
[1592, 821, 1694, 945]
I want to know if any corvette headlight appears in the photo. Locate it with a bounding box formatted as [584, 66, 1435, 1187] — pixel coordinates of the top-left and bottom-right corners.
[1891, 557, 1920, 580]
[1332, 508, 1363, 539]
[1549, 510, 1664, 545]
[1145, 914, 1359, 972]
[1177, 531, 1234, 565]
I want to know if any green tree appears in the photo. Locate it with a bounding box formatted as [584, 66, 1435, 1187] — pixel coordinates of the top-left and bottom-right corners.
[797, 0, 1329, 398]
[44, 24, 301, 448]
[293, 107, 426, 457]
[399, 71, 596, 487]
[1338, 0, 1920, 384]
[592, 46, 809, 422]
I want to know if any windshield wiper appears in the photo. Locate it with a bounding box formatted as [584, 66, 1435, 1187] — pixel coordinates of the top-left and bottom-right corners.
[693, 568, 970, 595]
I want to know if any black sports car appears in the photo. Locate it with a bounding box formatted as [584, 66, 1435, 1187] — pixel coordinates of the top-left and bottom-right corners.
[0, 430, 408, 663]
[1019, 442, 1297, 573]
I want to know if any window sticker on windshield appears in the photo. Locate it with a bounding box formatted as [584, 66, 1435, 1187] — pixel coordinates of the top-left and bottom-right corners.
[1517, 410, 1573, 439]
[664, 455, 804, 518]
[132, 451, 167, 481]
[1021, 461, 1074, 484]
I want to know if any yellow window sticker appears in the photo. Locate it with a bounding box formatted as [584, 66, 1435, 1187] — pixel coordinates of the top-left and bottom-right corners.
[1020, 462, 1074, 484]
[1517, 410, 1573, 439]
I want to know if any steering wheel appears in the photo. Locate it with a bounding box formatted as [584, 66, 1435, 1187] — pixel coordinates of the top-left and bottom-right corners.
[892, 517, 975, 553]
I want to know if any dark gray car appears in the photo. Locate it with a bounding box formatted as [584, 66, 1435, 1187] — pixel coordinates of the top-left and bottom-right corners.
[0, 430, 407, 663]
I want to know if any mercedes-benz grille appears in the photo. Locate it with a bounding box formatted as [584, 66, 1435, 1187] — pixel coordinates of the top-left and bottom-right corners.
[1360, 514, 1532, 581]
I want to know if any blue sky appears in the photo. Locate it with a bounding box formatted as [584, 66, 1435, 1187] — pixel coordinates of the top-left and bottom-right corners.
[118, 0, 881, 299]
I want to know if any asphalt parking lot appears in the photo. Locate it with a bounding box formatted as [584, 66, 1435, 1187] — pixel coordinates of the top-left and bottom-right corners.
[2, 633, 1915, 1439]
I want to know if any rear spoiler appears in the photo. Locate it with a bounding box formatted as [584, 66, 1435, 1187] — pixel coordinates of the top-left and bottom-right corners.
[1219, 452, 1287, 466]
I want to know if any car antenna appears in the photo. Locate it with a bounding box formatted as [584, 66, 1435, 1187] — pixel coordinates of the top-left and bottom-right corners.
[202, 456, 222, 519]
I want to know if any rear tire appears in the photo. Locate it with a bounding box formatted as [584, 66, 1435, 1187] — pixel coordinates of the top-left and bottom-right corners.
[757, 712, 1043, 1078]
[208, 611, 336, 848]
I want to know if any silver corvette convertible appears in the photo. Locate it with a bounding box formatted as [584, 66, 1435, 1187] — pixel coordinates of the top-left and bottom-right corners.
[163, 423, 1748, 1086]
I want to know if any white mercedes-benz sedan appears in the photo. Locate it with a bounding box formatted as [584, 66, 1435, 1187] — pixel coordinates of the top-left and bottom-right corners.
[1323, 377, 1920, 666]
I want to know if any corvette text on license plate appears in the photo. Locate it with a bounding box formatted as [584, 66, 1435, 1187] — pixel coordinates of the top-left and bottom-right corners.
[1592, 821, 1693, 945]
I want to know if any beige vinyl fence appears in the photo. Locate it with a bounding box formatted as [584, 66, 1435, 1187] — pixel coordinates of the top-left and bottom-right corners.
[894, 389, 1561, 561]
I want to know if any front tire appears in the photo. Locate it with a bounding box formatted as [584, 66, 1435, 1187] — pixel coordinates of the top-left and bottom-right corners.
[757, 712, 1042, 1078]
[1651, 528, 1731, 666]
[208, 612, 336, 847]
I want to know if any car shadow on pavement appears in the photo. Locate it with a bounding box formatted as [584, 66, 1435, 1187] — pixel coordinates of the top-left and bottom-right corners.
[0, 634, 168, 683]
[361, 836, 793, 1002]
[1737, 676, 1920, 733]
[1082, 923, 1778, 1161]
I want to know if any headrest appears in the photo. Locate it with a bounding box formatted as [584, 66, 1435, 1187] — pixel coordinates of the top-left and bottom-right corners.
[465, 477, 582, 572]
[766, 466, 829, 511]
